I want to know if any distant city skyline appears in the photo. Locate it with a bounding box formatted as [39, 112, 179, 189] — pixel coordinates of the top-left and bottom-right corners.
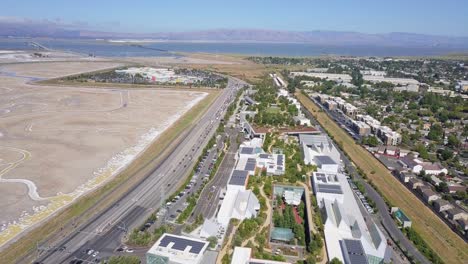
[1, 0, 468, 36]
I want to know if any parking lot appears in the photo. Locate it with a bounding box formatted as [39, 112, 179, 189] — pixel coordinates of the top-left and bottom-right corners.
[150, 134, 226, 226]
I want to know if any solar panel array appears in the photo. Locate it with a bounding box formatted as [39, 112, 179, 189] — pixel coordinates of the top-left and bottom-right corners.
[315, 155, 337, 165]
[340, 239, 369, 264]
[317, 184, 343, 194]
[277, 155, 284, 165]
[229, 170, 249, 186]
[369, 222, 383, 248]
[159, 235, 206, 254]
[259, 153, 270, 159]
[240, 147, 254, 155]
[315, 173, 328, 183]
[332, 202, 342, 225]
[244, 158, 257, 171]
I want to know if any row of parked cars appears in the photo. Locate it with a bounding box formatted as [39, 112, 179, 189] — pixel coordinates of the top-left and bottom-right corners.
[348, 179, 375, 214]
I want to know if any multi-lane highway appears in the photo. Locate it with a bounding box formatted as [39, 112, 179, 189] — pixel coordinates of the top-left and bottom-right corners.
[33, 78, 247, 264]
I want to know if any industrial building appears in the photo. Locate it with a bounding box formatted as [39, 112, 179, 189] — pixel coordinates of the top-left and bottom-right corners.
[146, 233, 209, 264]
[311, 171, 390, 263]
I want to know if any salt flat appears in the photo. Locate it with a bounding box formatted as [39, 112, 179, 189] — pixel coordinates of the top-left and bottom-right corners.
[0, 61, 207, 243]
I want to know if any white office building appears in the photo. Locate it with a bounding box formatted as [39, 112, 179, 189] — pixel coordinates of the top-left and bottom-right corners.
[217, 188, 260, 227]
[311, 171, 390, 263]
[299, 134, 341, 168]
[217, 169, 260, 226]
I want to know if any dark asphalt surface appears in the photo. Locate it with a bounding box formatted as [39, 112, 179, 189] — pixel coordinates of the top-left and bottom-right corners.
[189, 126, 242, 222]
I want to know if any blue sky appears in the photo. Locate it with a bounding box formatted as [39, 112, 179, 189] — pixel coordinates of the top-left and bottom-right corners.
[2, 0, 468, 36]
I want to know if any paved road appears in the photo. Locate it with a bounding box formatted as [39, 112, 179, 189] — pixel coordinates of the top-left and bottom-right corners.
[301, 98, 429, 264]
[164, 134, 226, 224]
[33, 78, 247, 264]
[189, 126, 242, 222]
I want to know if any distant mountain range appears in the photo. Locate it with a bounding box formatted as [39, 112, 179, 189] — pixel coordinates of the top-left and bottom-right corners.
[1, 19, 468, 49]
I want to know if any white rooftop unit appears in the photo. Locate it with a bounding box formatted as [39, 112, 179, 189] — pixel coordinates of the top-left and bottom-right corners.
[217, 189, 260, 227]
[146, 233, 209, 264]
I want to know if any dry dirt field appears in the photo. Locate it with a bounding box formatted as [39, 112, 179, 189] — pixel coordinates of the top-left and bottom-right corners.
[0, 61, 208, 245]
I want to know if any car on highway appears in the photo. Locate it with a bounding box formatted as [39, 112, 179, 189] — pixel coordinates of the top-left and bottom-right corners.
[126, 248, 134, 253]
[92, 251, 99, 257]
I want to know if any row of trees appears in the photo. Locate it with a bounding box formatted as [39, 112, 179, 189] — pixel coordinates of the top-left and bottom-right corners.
[402, 227, 444, 264]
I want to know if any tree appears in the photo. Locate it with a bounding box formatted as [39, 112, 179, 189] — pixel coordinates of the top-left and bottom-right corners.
[447, 134, 461, 148]
[440, 148, 453, 160]
[408, 101, 419, 110]
[366, 136, 379, 147]
[414, 143, 429, 159]
[305, 255, 317, 264]
[401, 132, 411, 146]
[329, 257, 343, 264]
[427, 124, 444, 142]
[419, 169, 426, 177]
[436, 181, 449, 193]
[351, 69, 364, 87]
[207, 236, 218, 249]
